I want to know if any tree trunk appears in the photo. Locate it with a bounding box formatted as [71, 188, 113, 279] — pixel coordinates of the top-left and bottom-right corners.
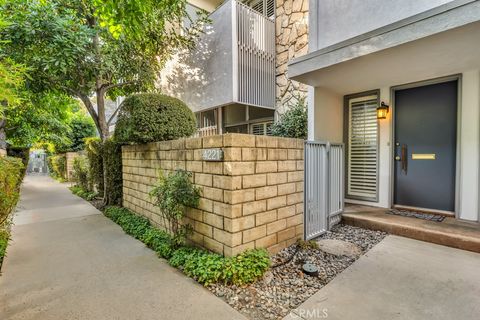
[96, 89, 109, 142]
[0, 118, 6, 157]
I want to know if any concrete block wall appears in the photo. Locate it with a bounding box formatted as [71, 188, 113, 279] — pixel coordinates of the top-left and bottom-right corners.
[122, 133, 304, 256]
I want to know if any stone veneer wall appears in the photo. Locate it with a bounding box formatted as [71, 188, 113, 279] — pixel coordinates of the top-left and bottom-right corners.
[275, 0, 309, 114]
[65, 152, 80, 181]
[122, 133, 304, 256]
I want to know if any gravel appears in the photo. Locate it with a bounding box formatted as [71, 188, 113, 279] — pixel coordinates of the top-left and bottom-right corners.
[208, 224, 387, 320]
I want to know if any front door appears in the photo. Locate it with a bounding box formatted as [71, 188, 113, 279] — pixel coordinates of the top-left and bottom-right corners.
[394, 80, 457, 213]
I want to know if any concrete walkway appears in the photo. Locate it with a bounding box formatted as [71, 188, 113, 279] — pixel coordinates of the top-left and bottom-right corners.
[285, 235, 480, 320]
[0, 175, 245, 320]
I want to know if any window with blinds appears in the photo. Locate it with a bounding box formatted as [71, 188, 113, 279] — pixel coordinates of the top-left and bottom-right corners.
[243, 0, 275, 19]
[347, 95, 379, 201]
[250, 121, 273, 135]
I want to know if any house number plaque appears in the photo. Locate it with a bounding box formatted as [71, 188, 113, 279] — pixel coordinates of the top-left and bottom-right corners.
[202, 148, 224, 161]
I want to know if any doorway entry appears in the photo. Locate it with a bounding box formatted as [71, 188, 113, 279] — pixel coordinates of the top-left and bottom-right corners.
[393, 80, 458, 213]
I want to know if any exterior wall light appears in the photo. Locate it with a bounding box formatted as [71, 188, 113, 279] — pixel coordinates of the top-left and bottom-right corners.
[377, 102, 389, 119]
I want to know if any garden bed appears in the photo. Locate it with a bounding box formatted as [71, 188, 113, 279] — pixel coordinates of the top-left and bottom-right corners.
[209, 224, 387, 320]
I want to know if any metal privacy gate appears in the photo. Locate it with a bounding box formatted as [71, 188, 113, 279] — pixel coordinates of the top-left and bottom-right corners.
[304, 141, 345, 240]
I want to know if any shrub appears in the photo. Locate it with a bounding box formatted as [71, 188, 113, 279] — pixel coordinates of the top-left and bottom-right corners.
[271, 97, 308, 139]
[103, 139, 123, 206]
[103, 206, 271, 286]
[0, 156, 24, 265]
[114, 93, 196, 144]
[85, 137, 104, 196]
[49, 154, 66, 180]
[149, 170, 201, 247]
[6, 146, 29, 178]
[69, 185, 97, 201]
[72, 155, 90, 191]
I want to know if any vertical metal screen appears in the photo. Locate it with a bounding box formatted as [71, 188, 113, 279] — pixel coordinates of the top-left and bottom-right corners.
[304, 142, 345, 240]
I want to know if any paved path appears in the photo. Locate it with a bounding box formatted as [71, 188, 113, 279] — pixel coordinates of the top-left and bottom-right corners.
[0, 175, 245, 320]
[285, 235, 480, 320]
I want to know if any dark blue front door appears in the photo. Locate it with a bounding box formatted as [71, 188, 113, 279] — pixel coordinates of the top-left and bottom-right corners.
[394, 80, 457, 212]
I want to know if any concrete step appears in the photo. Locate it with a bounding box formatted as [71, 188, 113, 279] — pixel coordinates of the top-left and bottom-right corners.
[342, 210, 480, 253]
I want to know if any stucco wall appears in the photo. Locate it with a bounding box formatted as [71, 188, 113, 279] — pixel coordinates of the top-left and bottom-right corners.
[122, 134, 304, 256]
[311, 70, 480, 222]
[310, 0, 455, 50]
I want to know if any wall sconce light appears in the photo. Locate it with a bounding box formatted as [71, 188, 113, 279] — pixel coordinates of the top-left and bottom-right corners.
[377, 102, 389, 119]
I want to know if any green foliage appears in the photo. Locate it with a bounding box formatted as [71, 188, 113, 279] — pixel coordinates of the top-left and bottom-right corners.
[114, 94, 197, 144]
[69, 185, 97, 201]
[271, 98, 308, 140]
[49, 154, 66, 181]
[85, 138, 104, 196]
[0, 156, 24, 264]
[6, 92, 70, 149]
[62, 112, 96, 152]
[142, 227, 174, 259]
[103, 139, 123, 205]
[0, 229, 9, 266]
[149, 170, 200, 247]
[0, 156, 23, 225]
[6, 146, 29, 178]
[0, 58, 27, 114]
[1, 0, 208, 139]
[72, 155, 90, 191]
[103, 206, 271, 286]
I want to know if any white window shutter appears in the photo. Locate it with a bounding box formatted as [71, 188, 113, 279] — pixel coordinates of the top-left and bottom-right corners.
[347, 96, 378, 200]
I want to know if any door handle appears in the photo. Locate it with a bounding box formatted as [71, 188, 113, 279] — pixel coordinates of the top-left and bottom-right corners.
[401, 144, 408, 174]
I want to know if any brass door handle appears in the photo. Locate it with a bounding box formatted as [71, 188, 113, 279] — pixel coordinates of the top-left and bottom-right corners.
[401, 144, 408, 174]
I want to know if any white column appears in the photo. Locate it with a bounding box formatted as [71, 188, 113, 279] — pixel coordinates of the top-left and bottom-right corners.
[309, 87, 343, 142]
[459, 70, 480, 221]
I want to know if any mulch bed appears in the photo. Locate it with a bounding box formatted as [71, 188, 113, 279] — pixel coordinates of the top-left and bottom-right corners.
[208, 224, 387, 320]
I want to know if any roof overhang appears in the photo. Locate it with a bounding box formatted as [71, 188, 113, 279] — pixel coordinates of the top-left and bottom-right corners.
[288, 0, 480, 95]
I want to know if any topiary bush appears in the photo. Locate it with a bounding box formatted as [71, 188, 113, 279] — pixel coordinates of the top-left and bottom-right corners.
[114, 93, 196, 144]
[85, 137, 104, 196]
[271, 97, 308, 139]
[103, 138, 122, 206]
[0, 156, 24, 265]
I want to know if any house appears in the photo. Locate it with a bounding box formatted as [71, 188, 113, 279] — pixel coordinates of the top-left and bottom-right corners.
[159, 0, 309, 136]
[289, 0, 480, 223]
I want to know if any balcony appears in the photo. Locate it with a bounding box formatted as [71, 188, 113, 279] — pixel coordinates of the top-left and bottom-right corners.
[159, 0, 275, 112]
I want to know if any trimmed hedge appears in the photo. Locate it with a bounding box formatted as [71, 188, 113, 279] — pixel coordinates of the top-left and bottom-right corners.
[103, 139, 122, 206]
[49, 154, 66, 181]
[72, 155, 90, 191]
[114, 93, 196, 144]
[0, 156, 24, 265]
[7, 146, 29, 178]
[104, 206, 270, 286]
[85, 137, 104, 196]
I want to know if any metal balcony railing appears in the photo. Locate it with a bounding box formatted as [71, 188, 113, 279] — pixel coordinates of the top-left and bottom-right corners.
[159, 0, 275, 112]
[235, 1, 275, 108]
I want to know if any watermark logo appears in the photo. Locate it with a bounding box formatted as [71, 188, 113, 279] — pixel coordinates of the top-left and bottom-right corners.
[289, 308, 329, 319]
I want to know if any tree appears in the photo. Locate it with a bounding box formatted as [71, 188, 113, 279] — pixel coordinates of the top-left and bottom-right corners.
[1, 0, 207, 141]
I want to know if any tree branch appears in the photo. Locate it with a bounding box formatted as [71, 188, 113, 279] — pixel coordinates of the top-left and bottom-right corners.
[101, 81, 137, 92]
